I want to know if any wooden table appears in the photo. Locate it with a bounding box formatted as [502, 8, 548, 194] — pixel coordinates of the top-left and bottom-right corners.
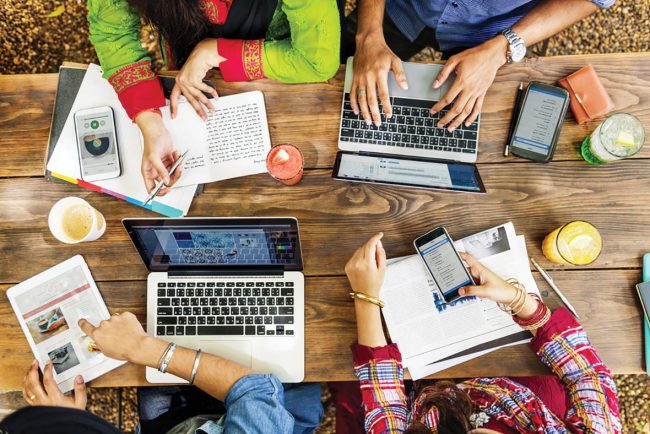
[0, 53, 647, 390]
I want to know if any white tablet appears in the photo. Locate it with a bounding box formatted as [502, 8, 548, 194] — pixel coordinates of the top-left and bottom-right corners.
[7, 255, 126, 392]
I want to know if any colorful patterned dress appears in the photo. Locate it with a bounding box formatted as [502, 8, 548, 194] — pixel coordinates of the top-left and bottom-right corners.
[353, 308, 622, 433]
[87, 0, 340, 120]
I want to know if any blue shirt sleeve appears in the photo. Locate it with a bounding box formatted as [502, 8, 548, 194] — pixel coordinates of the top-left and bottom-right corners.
[222, 374, 295, 434]
[592, 0, 615, 7]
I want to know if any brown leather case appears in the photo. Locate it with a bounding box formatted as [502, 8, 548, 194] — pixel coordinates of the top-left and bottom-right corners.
[558, 64, 614, 124]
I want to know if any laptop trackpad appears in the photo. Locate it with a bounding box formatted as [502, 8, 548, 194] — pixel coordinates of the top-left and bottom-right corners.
[200, 340, 253, 368]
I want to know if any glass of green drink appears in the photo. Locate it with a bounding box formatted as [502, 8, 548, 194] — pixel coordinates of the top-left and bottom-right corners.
[581, 113, 645, 164]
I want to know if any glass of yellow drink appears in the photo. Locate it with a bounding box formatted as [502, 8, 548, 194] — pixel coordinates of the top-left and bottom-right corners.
[541, 221, 602, 265]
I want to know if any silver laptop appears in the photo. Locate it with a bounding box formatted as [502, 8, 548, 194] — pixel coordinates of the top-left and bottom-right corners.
[123, 217, 305, 383]
[338, 57, 480, 163]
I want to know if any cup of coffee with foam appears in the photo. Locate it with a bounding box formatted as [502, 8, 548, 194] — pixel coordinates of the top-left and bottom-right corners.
[48, 197, 106, 244]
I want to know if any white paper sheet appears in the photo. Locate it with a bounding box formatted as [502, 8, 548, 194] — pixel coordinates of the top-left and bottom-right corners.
[46, 64, 197, 215]
[381, 222, 539, 379]
[161, 91, 271, 187]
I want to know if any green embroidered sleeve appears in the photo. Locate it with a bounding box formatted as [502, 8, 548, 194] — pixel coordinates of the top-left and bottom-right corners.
[87, 0, 164, 120]
[263, 0, 340, 83]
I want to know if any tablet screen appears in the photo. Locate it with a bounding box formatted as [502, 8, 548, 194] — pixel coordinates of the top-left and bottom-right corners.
[333, 152, 485, 193]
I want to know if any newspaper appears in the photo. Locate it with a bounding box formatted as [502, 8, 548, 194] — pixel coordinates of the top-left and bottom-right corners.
[380, 222, 538, 379]
[7, 256, 125, 392]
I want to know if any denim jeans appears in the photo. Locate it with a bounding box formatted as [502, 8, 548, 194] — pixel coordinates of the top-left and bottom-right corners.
[138, 375, 323, 434]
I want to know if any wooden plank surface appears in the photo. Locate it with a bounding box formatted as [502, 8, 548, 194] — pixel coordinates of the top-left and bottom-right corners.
[0, 269, 643, 389]
[1, 53, 650, 178]
[0, 54, 647, 391]
[2, 160, 650, 284]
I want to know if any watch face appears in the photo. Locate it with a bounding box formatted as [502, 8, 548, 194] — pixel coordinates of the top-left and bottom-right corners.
[511, 44, 526, 62]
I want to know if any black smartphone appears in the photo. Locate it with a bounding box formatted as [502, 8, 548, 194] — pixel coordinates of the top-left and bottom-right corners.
[636, 281, 650, 324]
[414, 227, 475, 303]
[509, 81, 570, 162]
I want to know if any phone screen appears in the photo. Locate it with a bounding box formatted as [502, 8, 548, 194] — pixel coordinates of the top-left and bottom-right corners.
[637, 281, 650, 324]
[75, 110, 119, 178]
[512, 86, 567, 157]
[417, 231, 473, 300]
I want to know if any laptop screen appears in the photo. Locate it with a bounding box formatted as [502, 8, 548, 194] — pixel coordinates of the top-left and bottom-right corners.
[123, 218, 302, 272]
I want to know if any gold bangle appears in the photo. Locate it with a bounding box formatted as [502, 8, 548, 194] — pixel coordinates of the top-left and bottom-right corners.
[349, 291, 385, 308]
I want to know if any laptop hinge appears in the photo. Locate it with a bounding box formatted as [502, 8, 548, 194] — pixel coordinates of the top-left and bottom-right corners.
[167, 268, 285, 277]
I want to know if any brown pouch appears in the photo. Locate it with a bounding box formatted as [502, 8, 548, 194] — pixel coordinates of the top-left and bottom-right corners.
[558, 64, 614, 124]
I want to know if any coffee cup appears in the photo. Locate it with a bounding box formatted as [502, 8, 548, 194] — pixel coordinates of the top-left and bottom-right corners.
[48, 197, 106, 244]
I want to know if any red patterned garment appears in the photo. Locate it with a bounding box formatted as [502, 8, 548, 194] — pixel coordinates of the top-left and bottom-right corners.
[352, 308, 622, 433]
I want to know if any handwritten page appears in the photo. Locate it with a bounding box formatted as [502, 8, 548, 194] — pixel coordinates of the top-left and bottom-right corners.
[162, 91, 271, 187]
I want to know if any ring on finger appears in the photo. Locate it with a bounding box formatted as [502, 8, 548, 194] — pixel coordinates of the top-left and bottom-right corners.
[358, 88, 367, 95]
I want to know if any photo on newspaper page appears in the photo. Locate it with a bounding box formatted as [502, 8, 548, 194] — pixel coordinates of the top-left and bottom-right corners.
[7, 256, 126, 392]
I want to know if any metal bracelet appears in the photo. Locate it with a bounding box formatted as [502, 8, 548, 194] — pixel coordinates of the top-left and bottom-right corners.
[158, 342, 177, 374]
[349, 291, 385, 308]
[189, 349, 203, 385]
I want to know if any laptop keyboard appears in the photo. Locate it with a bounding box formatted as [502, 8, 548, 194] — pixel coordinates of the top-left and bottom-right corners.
[155, 280, 295, 337]
[340, 94, 479, 155]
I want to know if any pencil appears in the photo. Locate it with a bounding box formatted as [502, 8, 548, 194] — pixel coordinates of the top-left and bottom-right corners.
[530, 257, 580, 319]
[504, 82, 524, 157]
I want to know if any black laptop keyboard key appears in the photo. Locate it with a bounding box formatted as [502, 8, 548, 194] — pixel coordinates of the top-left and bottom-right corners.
[198, 326, 243, 336]
[157, 307, 172, 316]
[157, 326, 165, 336]
[186, 326, 196, 335]
[340, 94, 478, 155]
[274, 316, 294, 325]
[157, 298, 170, 306]
[157, 288, 165, 297]
[157, 317, 177, 325]
[286, 297, 294, 306]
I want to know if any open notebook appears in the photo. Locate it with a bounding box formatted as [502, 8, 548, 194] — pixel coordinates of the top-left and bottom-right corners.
[46, 64, 272, 217]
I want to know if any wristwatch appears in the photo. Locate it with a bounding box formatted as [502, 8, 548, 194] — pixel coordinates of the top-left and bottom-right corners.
[501, 28, 526, 63]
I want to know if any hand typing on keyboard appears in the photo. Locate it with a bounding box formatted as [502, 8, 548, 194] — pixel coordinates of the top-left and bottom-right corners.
[431, 38, 508, 132]
[349, 32, 408, 127]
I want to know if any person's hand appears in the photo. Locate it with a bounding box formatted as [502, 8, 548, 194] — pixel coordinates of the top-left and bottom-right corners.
[78, 312, 149, 364]
[345, 233, 387, 298]
[457, 252, 518, 304]
[431, 37, 508, 131]
[350, 34, 408, 127]
[136, 112, 183, 195]
[22, 359, 86, 410]
[171, 38, 223, 120]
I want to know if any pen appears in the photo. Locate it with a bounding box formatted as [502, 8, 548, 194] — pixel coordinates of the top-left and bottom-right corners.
[530, 257, 580, 319]
[143, 149, 189, 206]
[504, 82, 524, 157]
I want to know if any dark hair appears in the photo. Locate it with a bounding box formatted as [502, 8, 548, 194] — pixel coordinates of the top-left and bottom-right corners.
[125, 0, 213, 67]
[404, 381, 473, 434]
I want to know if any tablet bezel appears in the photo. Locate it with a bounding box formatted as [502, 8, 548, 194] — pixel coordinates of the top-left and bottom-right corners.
[331, 151, 487, 194]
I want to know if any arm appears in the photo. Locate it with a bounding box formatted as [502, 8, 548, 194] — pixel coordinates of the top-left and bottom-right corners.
[350, 0, 408, 126]
[458, 253, 622, 432]
[346, 234, 408, 433]
[78, 313, 251, 401]
[532, 309, 622, 433]
[434, 0, 612, 131]
[217, 0, 340, 83]
[87, 0, 164, 121]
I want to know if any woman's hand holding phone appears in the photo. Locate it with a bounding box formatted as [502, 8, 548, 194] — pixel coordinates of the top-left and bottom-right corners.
[459, 252, 538, 319]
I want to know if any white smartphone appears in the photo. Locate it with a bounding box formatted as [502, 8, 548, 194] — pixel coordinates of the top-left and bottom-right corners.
[74, 106, 121, 182]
